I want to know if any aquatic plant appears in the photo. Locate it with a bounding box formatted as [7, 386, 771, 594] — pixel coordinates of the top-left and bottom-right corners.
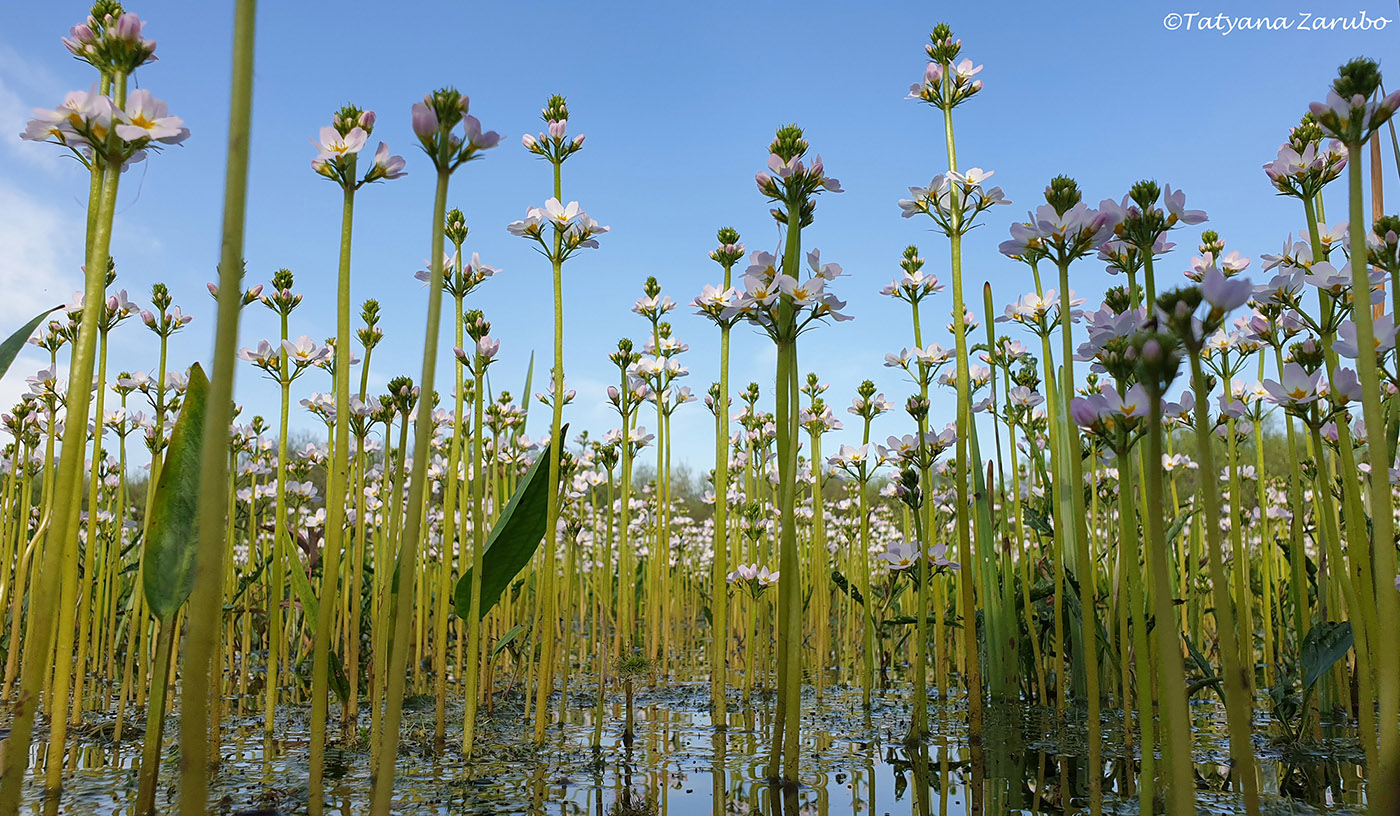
[0, 8, 1396, 816]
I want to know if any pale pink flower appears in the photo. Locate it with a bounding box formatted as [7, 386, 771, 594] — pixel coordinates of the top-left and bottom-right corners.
[310, 124, 367, 160]
[116, 89, 187, 144]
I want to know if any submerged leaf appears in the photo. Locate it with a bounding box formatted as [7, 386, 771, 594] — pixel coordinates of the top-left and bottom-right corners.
[142, 364, 209, 622]
[1301, 620, 1353, 690]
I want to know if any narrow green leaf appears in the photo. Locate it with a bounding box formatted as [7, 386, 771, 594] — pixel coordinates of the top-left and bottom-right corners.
[1301, 620, 1353, 690]
[328, 649, 350, 705]
[454, 436, 557, 621]
[286, 545, 319, 622]
[830, 569, 863, 605]
[142, 364, 210, 622]
[491, 624, 526, 659]
[519, 350, 535, 428]
[0, 306, 61, 383]
[1165, 509, 1194, 550]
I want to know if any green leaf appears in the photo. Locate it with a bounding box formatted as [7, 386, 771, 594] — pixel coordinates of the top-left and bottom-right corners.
[519, 351, 535, 427]
[1302, 620, 1353, 690]
[0, 306, 61, 383]
[1183, 634, 1224, 702]
[454, 436, 557, 621]
[1024, 506, 1054, 539]
[328, 649, 351, 705]
[225, 554, 272, 611]
[286, 545, 319, 622]
[830, 569, 864, 605]
[491, 623, 526, 659]
[1165, 510, 1194, 550]
[142, 364, 209, 622]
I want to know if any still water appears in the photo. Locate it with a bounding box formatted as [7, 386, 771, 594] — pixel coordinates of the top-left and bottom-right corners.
[12, 681, 1368, 814]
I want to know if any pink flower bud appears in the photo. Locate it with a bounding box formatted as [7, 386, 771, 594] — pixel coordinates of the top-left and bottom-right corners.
[113, 12, 143, 42]
[411, 102, 438, 139]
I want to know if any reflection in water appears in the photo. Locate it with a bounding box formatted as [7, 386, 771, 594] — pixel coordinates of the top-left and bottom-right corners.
[6, 682, 1369, 815]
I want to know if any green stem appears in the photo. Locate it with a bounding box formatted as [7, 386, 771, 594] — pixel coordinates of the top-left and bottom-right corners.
[768, 204, 803, 784]
[532, 160, 565, 744]
[1143, 395, 1194, 816]
[134, 618, 177, 816]
[0, 107, 123, 812]
[368, 167, 452, 816]
[1345, 143, 1399, 807]
[1188, 353, 1260, 816]
[463, 366, 486, 755]
[711, 314, 731, 719]
[312, 167, 356, 797]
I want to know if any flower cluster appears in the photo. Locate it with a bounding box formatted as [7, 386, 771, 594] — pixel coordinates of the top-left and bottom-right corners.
[507, 198, 609, 263]
[1309, 57, 1400, 144]
[879, 540, 959, 574]
[907, 24, 983, 110]
[411, 86, 500, 172]
[310, 104, 405, 187]
[899, 168, 1007, 235]
[755, 124, 842, 227]
[1000, 177, 1119, 266]
[1263, 116, 1348, 199]
[63, 3, 157, 74]
[522, 95, 585, 164]
[22, 87, 187, 169]
[1103, 180, 1206, 257]
[721, 249, 851, 339]
[726, 563, 778, 594]
[880, 246, 943, 304]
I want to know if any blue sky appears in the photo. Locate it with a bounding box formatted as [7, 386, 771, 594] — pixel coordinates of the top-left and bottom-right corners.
[1, 1, 1395, 471]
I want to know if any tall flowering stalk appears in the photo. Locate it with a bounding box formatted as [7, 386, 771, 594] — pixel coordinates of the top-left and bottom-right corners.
[434, 220, 500, 752]
[744, 124, 844, 781]
[1161, 276, 1262, 816]
[878, 245, 946, 717]
[695, 228, 744, 718]
[1129, 326, 1196, 816]
[73, 283, 137, 724]
[799, 373, 839, 699]
[306, 102, 404, 795]
[240, 270, 320, 734]
[632, 277, 681, 669]
[4, 4, 181, 806]
[607, 339, 644, 651]
[509, 95, 604, 743]
[1013, 177, 1115, 799]
[832, 383, 890, 707]
[1310, 59, 1400, 808]
[454, 306, 499, 756]
[1259, 114, 1348, 659]
[368, 87, 497, 816]
[907, 24, 998, 734]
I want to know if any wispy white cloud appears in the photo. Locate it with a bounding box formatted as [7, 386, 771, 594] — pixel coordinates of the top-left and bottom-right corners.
[0, 179, 79, 411]
[0, 43, 70, 173]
